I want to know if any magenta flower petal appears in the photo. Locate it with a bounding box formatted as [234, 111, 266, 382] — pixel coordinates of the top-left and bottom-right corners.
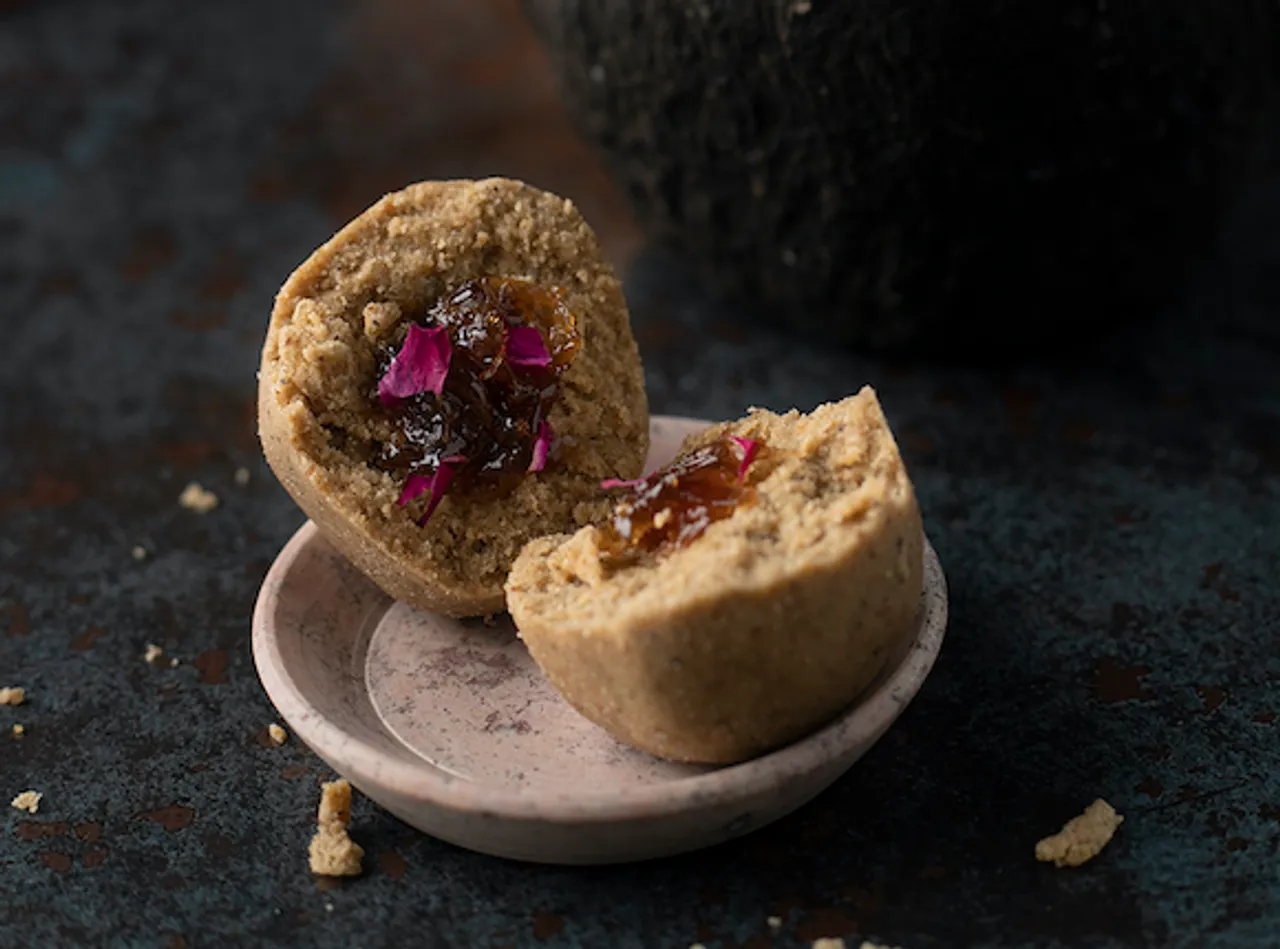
[398, 456, 466, 525]
[730, 436, 759, 479]
[397, 473, 432, 507]
[528, 421, 553, 473]
[506, 326, 551, 368]
[418, 463, 458, 525]
[378, 325, 452, 408]
[601, 477, 646, 490]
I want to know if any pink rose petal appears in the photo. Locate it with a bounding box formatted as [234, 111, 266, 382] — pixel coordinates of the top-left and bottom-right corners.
[528, 421, 553, 473]
[378, 325, 451, 408]
[397, 473, 432, 507]
[506, 326, 551, 368]
[601, 477, 646, 490]
[397, 456, 466, 525]
[729, 436, 759, 480]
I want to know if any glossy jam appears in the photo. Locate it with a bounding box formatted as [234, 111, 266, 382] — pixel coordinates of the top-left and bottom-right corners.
[374, 277, 579, 490]
[599, 437, 760, 560]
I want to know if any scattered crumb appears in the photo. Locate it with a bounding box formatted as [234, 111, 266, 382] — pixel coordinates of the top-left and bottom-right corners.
[234, 467, 251, 486]
[11, 790, 41, 813]
[1036, 798, 1124, 867]
[178, 482, 218, 513]
[767, 917, 783, 932]
[309, 779, 363, 876]
[131, 545, 147, 561]
[812, 940, 846, 949]
[144, 643, 165, 665]
[325, 902, 334, 913]
[169, 657, 180, 667]
[0, 687, 25, 706]
[11, 724, 23, 739]
[268, 723, 288, 746]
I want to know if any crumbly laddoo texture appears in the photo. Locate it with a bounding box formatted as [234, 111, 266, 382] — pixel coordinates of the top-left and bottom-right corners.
[1035, 799, 1124, 867]
[259, 178, 649, 617]
[11, 790, 41, 813]
[308, 779, 363, 877]
[507, 387, 923, 763]
[178, 482, 218, 513]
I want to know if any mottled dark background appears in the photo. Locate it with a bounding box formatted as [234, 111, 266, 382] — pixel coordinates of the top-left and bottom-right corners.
[1, 1, 1279, 947]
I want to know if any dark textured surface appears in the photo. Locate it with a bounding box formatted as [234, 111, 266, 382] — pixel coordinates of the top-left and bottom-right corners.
[528, 0, 1280, 352]
[2, 1, 1279, 947]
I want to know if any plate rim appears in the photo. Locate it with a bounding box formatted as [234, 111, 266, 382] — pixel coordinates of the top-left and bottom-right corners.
[252, 414, 948, 824]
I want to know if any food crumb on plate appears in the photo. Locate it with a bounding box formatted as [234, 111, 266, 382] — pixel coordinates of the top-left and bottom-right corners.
[234, 467, 251, 486]
[144, 643, 165, 665]
[1035, 798, 1123, 867]
[11, 724, 24, 739]
[0, 686, 25, 706]
[268, 724, 287, 746]
[179, 482, 219, 513]
[11, 790, 42, 813]
[131, 545, 147, 561]
[767, 916, 782, 932]
[308, 778, 363, 876]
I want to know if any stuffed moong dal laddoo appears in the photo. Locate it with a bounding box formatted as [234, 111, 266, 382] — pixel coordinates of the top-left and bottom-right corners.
[258, 178, 649, 617]
[507, 388, 923, 764]
[257, 177, 923, 766]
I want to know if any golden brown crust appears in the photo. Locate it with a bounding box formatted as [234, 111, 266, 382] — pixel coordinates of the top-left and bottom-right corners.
[506, 388, 922, 764]
[258, 178, 648, 616]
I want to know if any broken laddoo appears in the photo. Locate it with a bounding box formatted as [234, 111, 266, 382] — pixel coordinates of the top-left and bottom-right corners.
[506, 388, 923, 763]
[258, 178, 648, 617]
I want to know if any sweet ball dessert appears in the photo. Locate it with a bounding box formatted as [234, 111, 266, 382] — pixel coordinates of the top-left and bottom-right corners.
[258, 179, 648, 617]
[506, 388, 923, 764]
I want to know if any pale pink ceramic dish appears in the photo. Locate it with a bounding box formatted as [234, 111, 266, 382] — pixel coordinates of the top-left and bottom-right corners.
[252, 415, 948, 864]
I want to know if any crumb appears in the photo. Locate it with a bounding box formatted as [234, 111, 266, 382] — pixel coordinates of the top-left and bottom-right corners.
[767, 916, 783, 932]
[268, 723, 288, 746]
[179, 482, 218, 513]
[11, 790, 41, 813]
[0, 687, 25, 706]
[1036, 798, 1124, 867]
[144, 643, 165, 664]
[11, 724, 23, 739]
[309, 778, 363, 876]
[812, 939, 846, 949]
[169, 657, 180, 667]
[131, 545, 147, 561]
[325, 902, 335, 913]
[234, 467, 251, 486]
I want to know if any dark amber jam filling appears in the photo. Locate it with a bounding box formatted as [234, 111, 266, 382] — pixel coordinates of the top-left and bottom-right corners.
[374, 276, 579, 497]
[599, 436, 762, 560]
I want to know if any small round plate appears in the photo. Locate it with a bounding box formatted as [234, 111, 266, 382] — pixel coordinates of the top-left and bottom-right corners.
[252, 415, 948, 864]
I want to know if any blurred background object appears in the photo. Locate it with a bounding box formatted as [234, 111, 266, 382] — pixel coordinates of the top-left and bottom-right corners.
[527, 0, 1280, 353]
